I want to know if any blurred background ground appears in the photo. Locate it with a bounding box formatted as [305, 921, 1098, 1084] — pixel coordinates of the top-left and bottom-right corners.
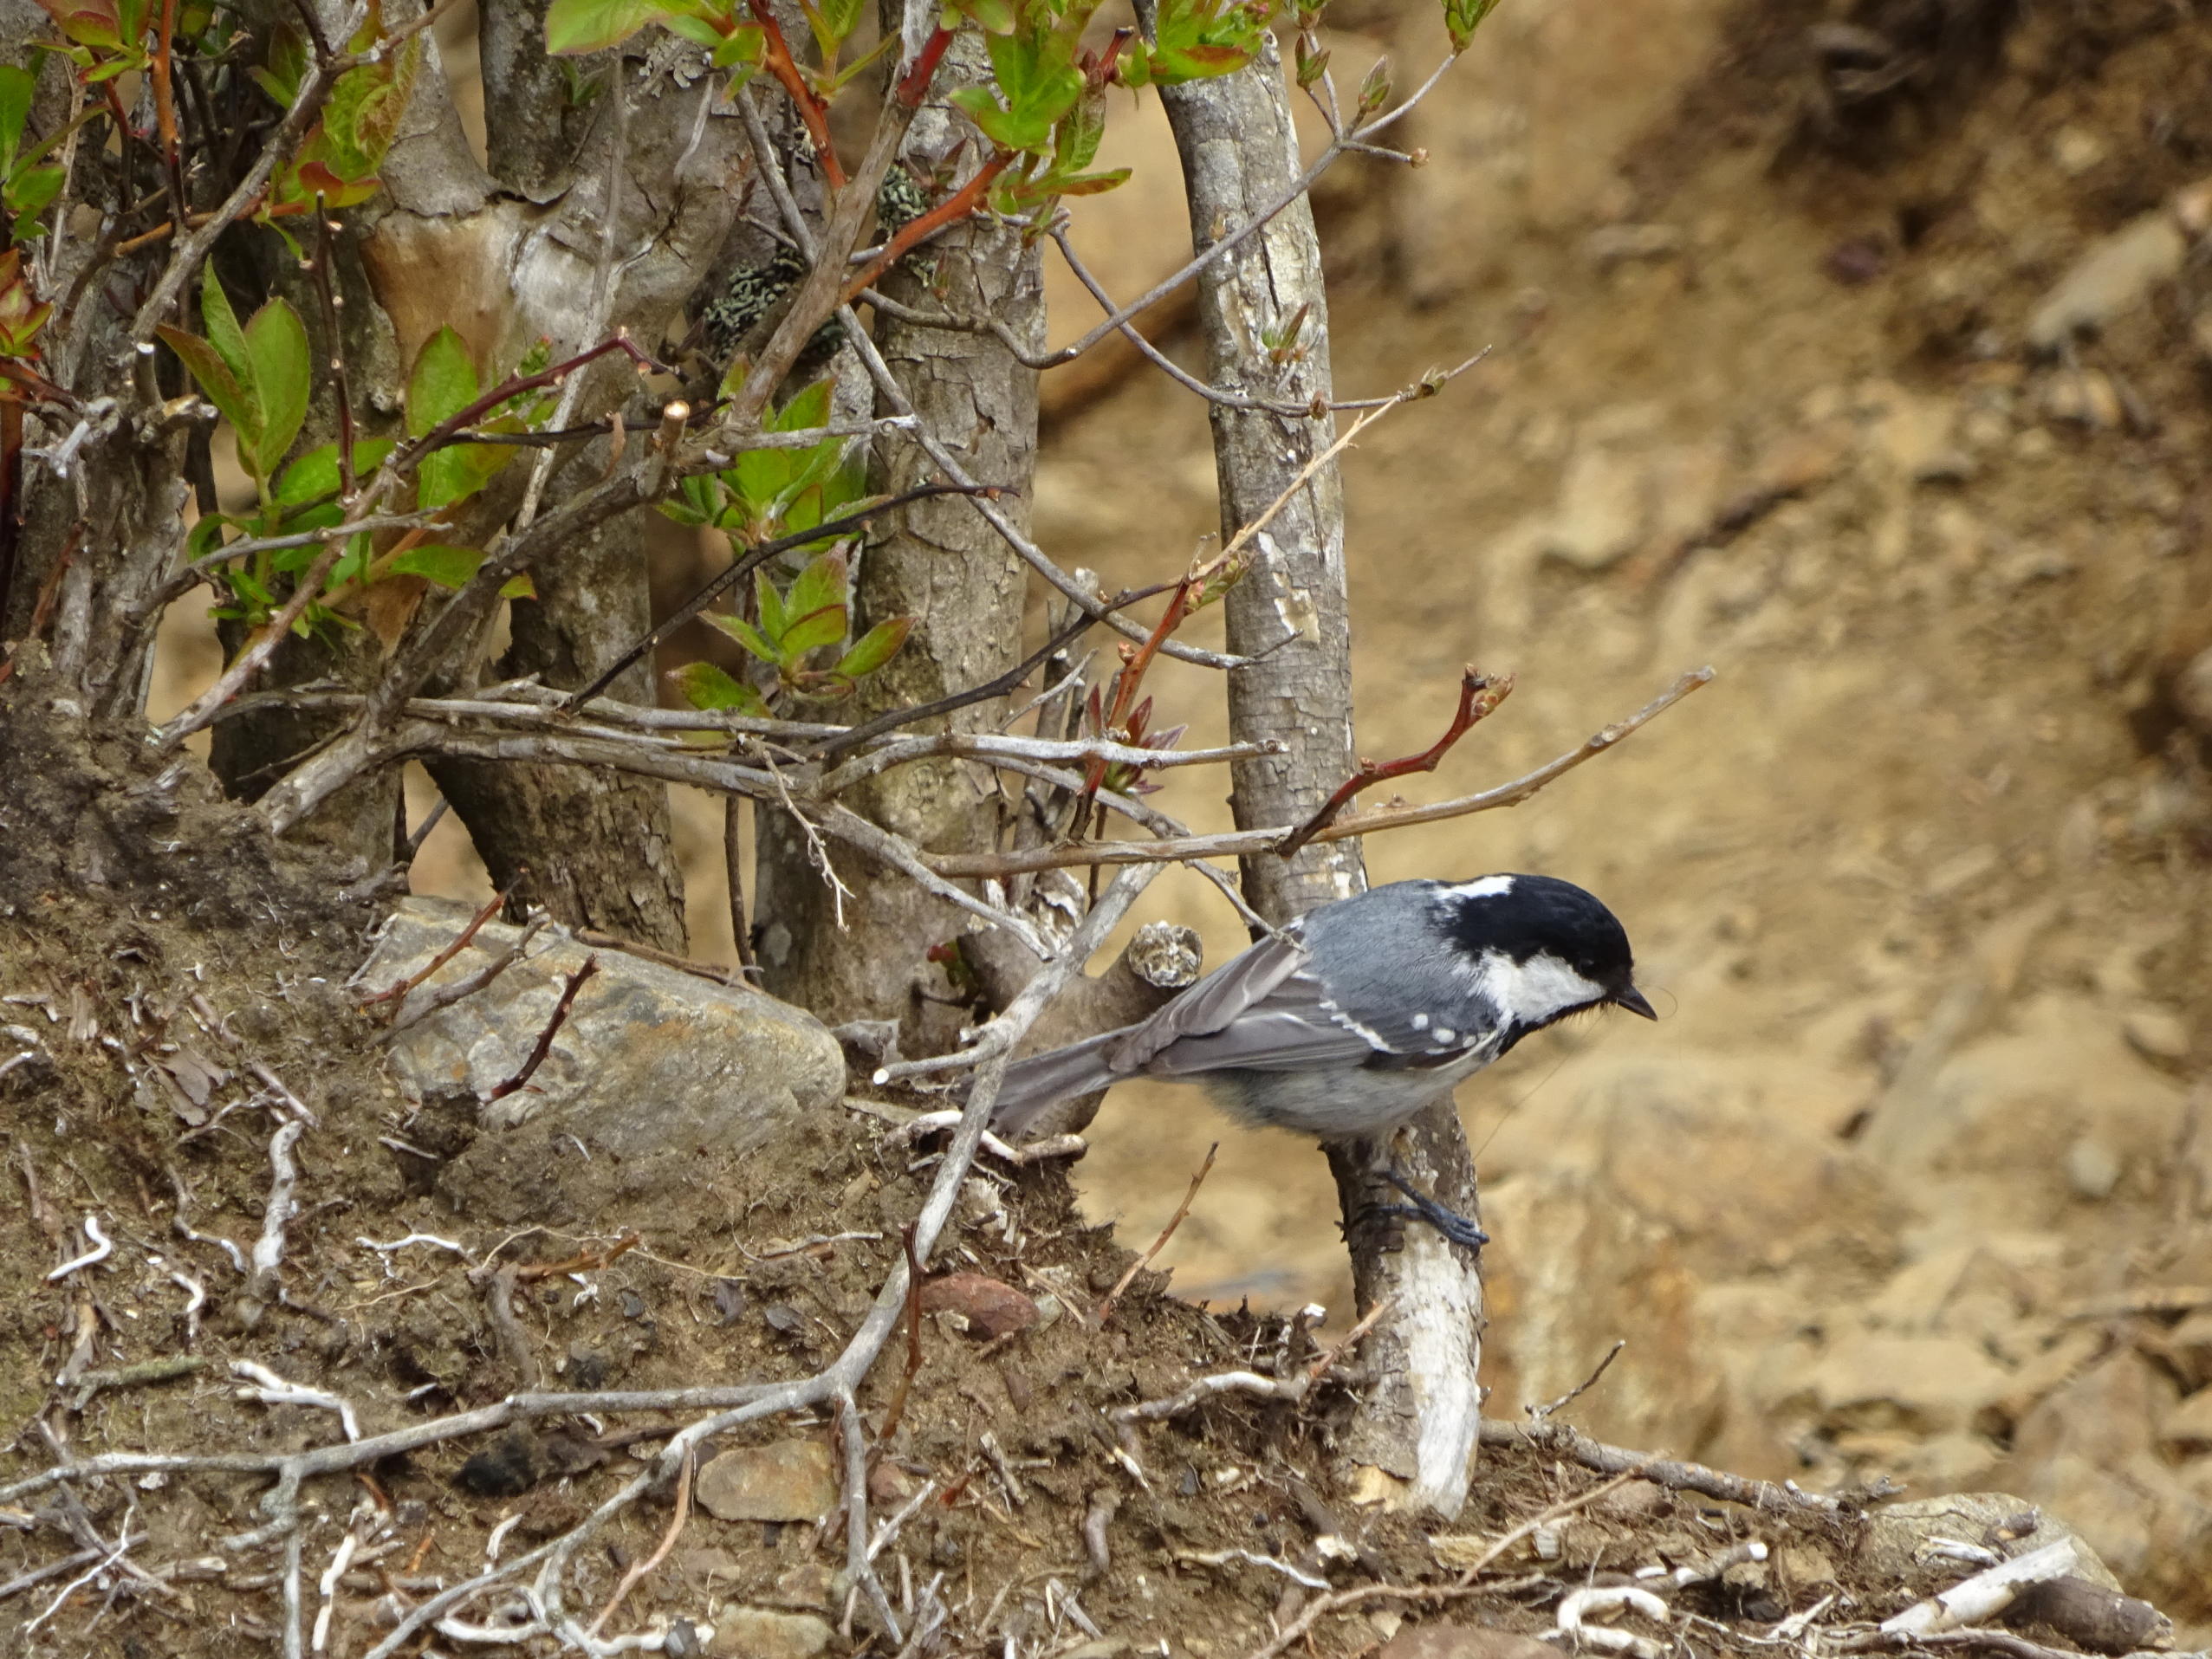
[145, 0, 2212, 1628]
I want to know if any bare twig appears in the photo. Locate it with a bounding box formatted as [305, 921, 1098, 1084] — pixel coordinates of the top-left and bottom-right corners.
[1476, 1419, 1900, 1513]
[1277, 669, 1513, 857]
[251, 1120, 305, 1299]
[485, 956, 597, 1100]
[586, 1445, 692, 1636]
[1098, 1144, 1216, 1322]
[383, 917, 550, 1040]
[360, 887, 511, 1008]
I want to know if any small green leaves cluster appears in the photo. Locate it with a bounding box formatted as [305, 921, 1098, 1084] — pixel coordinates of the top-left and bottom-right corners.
[165, 275, 546, 634]
[676, 548, 911, 716]
[32, 0, 161, 81]
[0, 67, 68, 242]
[663, 379, 862, 548]
[1119, 0, 1275, 87]
[663, 380, 911, 717]
[254, 8, 422, 228]
[0, 250, 49, 360]
[158, 265, 313, 490]
[1442, 0, 1498, 55]
[545, 0, 766, 79]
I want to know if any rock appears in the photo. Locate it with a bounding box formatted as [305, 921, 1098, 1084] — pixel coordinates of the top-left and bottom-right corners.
[1380, 1624, 1560, 1659]
[712, 1607, 834, 1658]
[1808, 1335, 2010, 1435]
[2063, 1136, 2122, 1201]
[361, 898, 845, 1226]
[2026, 212, 2187, 351]
[2122, 1007, 2191, 1065]
[695, 1439, 838, 1524]
[1543, 443, 1649, 569]
[915, 1273, 1040, 1340]
[1858, 1494, 2126, 1592]
[1993, 1350, 2204, 1599]
[1586, 224, 1683, 269]
[2161, 1384, 2212, 1451]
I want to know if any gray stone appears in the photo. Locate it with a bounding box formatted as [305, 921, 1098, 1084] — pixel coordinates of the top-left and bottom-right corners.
[360, 898, 844, 1225]
[2027, 213, 2187, 351]
[711, 1606, 834, 1658]
[1860, 1494, 2125, 1592]
[695, 1439, 838, 1524]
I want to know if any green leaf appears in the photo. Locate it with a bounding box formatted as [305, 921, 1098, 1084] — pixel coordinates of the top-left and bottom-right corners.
[157, 326, 259, 458]
[671, 659, 771, 716]
[702, 610, 778, 664]
[500, 573, 536, 599]
[1356, 55, 1391, 116]
[245, 298, 311, 477]
[0, 65, 32, 165]
[785, 549, 846, 624]
[198, 261, 250, 390]
[388, 543, 484, 588]
[277, 437, 395, 509]
[406, 327, 479, 437]
[1056, 83, 1106, 174]
[251, 23, 309, 110]
[1443, 0, 1499, 55]
[753, 568, 787, 646]
[833, 615, 911, 679]
[778, 602, 847, 658]
[186, 511, 235, 564]
[544, 0, 662, 54]
[769, 379, 833, 434]
[1050, 167, 1130, 198]
[951, 0, 1014, 32]
[6, 165, 65, 223]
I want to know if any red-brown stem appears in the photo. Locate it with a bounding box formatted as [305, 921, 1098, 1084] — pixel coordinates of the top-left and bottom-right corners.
[747, 0, 845, 189]
[895, 25, 954, 107]
[1275, 668, 1515, 857]
[1080, 575, 1197, 797]
[152, 0, 187, 224]
[487, 955, 598, 1100]
[358, 885, 513, 1008]
[840, 150, 1012, 307]
[310, 199, 357, 502]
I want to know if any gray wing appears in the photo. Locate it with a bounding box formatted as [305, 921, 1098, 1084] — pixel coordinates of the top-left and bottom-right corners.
[1125, 881, 1505, 1077]
[994, 882, 1509, 1135]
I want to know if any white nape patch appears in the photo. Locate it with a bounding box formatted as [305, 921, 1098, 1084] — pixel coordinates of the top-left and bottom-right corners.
[1472, 949, 1607, 1027]
[1452, 875, 1516, 901]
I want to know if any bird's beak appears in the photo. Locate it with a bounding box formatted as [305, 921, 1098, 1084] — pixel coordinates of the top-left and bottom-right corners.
[1612, 986, 1657, 1021]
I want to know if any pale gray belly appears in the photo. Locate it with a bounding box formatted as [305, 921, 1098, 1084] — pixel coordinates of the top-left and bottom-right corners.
[1194, 1053, 1494, 1139]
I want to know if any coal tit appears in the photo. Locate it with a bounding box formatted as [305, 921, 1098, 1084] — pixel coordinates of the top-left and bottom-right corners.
[989, 874, 1654, 1246]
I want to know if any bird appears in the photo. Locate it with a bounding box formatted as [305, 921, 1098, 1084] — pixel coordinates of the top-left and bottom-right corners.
[986, 873, 1655, 1249]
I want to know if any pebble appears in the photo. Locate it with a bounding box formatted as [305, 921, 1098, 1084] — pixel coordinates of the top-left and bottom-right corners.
[915, 1273, 1040, 1340]
[2026, 212, 2186, 351]
[712, 1607, 834, 1658]
[694, 1439, 837, 1524]
[2064, 1135, 2123, 1201]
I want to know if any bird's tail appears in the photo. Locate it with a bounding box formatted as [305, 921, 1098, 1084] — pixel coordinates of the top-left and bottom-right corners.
[985, 1029, 1127, 1139]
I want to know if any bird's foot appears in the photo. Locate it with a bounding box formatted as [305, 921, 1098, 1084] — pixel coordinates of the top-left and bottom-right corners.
[1364, 1167, 1489, 1254]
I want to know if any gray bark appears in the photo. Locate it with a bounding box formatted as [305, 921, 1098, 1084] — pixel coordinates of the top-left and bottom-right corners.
[1145, 22, 1486, 1516]
[753, 26, 1041, 1034]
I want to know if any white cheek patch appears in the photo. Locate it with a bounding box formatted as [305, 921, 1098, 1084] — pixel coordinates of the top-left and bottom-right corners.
[1473, 950, 1607, 1027]
[1451, 875, 1515, 901]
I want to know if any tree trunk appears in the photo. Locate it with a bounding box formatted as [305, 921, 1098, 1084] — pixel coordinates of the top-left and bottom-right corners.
[753, 25, 1041, 1034]
[1145, 21, 1486, 1517]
